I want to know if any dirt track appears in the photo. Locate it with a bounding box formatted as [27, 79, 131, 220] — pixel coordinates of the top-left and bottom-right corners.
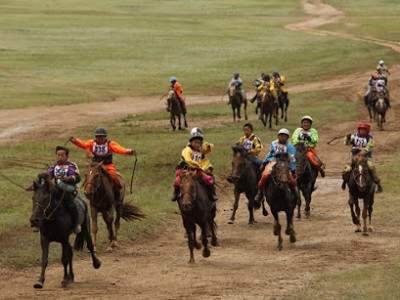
[1, 1, 400, 299]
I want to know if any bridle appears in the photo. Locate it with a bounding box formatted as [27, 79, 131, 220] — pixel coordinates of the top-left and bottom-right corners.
[231, 153, 249, 181]
[84, 167, 101, 193]
[34, 184, 67, 221]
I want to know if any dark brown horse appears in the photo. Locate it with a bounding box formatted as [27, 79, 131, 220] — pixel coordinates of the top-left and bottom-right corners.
[276, 88, 289, 122]
[346, 155, 375, 235]
[178, 171, 218, 263]
[264, 153, 297, 250]
[259, 88, 275, 128]
[30, 173, 101, 289]
[228, 146, 268, 225]
[167, 90, 188, 131]
[365, 86, 377, 120]
[84, 162, 145, 251]
[295, 142, 318, 218]
[228, 84, 248, 122]
[374, 93, 387, 129]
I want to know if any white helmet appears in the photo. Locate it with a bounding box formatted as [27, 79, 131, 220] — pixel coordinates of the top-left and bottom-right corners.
[189, 127, 204, 141]
[278, 128, 290, 136]
[379, 60, 384, 64]
[376, 79, 385, 86]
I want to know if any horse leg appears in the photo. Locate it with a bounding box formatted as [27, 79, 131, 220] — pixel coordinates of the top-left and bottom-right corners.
[191, 222, 202, 250]
[268, 112, 272, 129]
[209, 205, 218, 246]
[362, 199, 369, 235]
[34, 235, 49, 289]
[183, 113, 188, 128]
[61, 242, 74, 287]
[261, 198, 268, 216]
[304, 186, 312, 217]
[170, 115, 176, 131]
[82, 214, 101, 269]
[183, 220, 195, 263]
[348, 195, 361, 232]
[296, 189, 302, 219]
[237, 104, 241, 120]
[90, 206, 98, 251]
[178, 114, 182, 130]
[285, 209, 296, 243]
[272, 213, 283, 250]
[284, 99, 289, 122]
[368, 194, 374, 232]
[245, 190, 255, 225]
[200, 222, 210, 258]
[228, 189, 240, 224]
[244, 100, 248, 120]
[102, 210, 115, 252]
[112, 203, 122, 248]
[232, 107, 236, 122]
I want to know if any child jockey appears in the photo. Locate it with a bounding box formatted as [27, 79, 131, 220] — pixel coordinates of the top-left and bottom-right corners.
[169, 76, 186, 112]
[254, 128, 298, 202]
[292, 116, 325, 177]
[227, 72, 245, 105]
[256, 73, 278, 103]
[375, 79, 391, 108]
[49, 146, 82, 233]
[376, 60, 390, 76]
[272, 71, 289, 101]
[69, 127, 135, 202]
[341, 122, 382, 193]
[227, 123, 263, 183]
[171, 127, 218, 202]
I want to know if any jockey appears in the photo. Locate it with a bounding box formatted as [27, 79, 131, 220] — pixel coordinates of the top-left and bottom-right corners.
[364, 74, 379, 106]
[376, 60, 390, 76]
[292, 116, 325, 177]
[227, 123, 263, 183]
[376, 68, 388, 85]
[254, 128, 298, 202]
[227, 72, 244, 105]
[375, 79, 391, 108]
[341, 122, 382, 193]
[69, 127, 135, 202]
[250, 73, 266, 104]
[272, 71, 289, 100]
[169, 76, 186, 112]
[171, 127, 218, 202]
[48, 146, 82, 233]
[256, 74, 277, 102]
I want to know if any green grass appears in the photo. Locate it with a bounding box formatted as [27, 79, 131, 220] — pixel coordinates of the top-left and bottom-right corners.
[1, 0, 399, 109]
[0, 89, 356, 268]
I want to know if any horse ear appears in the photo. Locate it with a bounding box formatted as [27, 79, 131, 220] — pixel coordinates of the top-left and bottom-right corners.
[33, 181, 38, 191]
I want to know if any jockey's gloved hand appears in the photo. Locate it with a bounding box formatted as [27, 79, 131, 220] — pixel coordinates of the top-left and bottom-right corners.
[306, 135, 312, 141]
[346, 134, 352, 140]
[69, 136, 77, 144]
[126, 149, 135, 155]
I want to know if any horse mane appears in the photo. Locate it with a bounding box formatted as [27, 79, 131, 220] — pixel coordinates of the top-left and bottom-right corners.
[276, 152, 289, 160]
[351, 153, 368, 167]
[88, 161, 113, 182]
[232, 145, 249, 158]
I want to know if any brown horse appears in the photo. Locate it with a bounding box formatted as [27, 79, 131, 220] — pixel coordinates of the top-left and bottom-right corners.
[228, 84, 248, 122]
[276, 88, 289, 122]
[346, 155, 375, 235]
[166, 90, 188, 131]
[259, 88, 275, 128]
[84, 161, 145, 251]
[228, 146, 268, 225]
[365, 86, 377, 120]
[374, 93, 387, 129]
[178, 171, 218, 263]
[264, 153, 297, 250]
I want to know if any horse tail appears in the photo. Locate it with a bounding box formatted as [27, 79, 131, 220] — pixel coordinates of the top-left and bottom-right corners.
[74, 232, 85, 251]
[121, 203, 146, 221]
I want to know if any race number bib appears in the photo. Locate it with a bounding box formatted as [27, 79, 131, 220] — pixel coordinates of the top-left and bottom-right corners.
[192, 150, 202, 162]
[274, 143, 287, 154]
[93, 143, 109, 156]
[54, 165, 69, 177]
[242, 138, 253, 150]
[353, 136, 367, 148]
[299, 130, 311, 140]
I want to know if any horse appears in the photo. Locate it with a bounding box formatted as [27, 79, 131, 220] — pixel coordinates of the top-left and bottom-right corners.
[346, 154, 375, 235]
[374, 93, 387, 130]
[263, 153, 297, 250]
[365, 87, 377, 120]
[29, 173, 101, 289]
[228, 84, 248, 122]
[259, 88, 275, 128]
[178, 170, 218, 263]
[228, 146, 268, 225]
[84, 161, 145, 251]
[295, 142, 318, 218]
[276, 88, 289, 122]
[166, 90, 188, 131]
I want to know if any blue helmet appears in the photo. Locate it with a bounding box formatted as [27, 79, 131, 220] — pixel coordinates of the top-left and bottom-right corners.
[169, 76, 177, 83]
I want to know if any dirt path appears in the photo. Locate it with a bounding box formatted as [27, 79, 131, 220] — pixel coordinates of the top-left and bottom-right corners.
[1, 1, 400, 299]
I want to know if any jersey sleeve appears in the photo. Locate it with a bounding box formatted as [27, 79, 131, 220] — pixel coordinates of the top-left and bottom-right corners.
[72, 138, 94, 150]
[108, 141, 129, 154]
[201, 142, 214, 155]
[251, 136, 263, 156]
[181, 147, 202, 170]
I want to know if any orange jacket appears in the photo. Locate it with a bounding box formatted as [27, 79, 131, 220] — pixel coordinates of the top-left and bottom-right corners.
[71, 138, 130, 155]
[172, 82, 184, 100]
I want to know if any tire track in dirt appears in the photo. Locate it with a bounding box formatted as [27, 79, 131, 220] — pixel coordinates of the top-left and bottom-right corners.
[1, 1, 400, 299]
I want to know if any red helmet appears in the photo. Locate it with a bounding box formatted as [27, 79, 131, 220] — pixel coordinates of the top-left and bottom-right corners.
[372, 74, 379, 79]
[357, 122, 371, 137]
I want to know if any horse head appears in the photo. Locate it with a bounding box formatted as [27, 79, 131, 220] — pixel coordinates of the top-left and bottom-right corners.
[272, 153, 291, 189]
[228, 84, 239, 97]
[84, 161, 108, 197]
[30, 173, 55, 227]
[350, 154, 370, 191]
[231, 146, 249, 182]
[178, 170, 197, 212]
[294, 142, 309, 177]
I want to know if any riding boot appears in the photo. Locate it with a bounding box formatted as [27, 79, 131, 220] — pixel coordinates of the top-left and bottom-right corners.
[341, 171, 350, 191]
[290, 185, 300, 204]
[319, 168, 326, 178]
[250, 94, 257, 103]
[66, 194, 81, 234]
[364, 95, 368, 106]
[369, 166, 383, 193]
[226, 175, 233, 184]
[385, 97, 391, 108]
[171, 188, 180, 202]
[207, 183, 218, 202]
[254, 189, 264, 203]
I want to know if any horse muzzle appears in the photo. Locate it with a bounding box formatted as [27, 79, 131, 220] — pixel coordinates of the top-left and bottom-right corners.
[30, 216, 40, 228]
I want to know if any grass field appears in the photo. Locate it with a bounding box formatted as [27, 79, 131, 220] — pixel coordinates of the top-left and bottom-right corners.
[1, 0, 399, 108]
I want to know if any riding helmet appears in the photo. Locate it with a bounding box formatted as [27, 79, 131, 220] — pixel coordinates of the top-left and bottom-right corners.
[272, 71, 280, 77]
[379, 60, 384, 64]
[189, 127, 204, 141]
[94, 126, 108, 136]
[357, 122, 371, 136]
[262, 74, 270, 81]
[301, 115, 313, 124]
[278, 128, 290, 136]
[169, 76, 177, 83]
[233, 72, 239, 78]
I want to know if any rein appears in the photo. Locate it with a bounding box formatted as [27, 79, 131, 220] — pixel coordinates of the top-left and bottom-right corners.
[0, 171, 27, 191]
[41, 185, 67, 220]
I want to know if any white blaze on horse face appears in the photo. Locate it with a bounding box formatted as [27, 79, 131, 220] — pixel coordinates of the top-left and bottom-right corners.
[358, 165, 363, 172]
[89, 170, 92, 176]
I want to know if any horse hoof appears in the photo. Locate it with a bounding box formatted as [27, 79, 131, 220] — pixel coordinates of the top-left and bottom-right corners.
[195, 243, 202, 250]
[355, 229, 362, 233]
[262, 210, 269, 216]
[211, 239, 219, 247]
[93, 259, 102, 269]
[290, 235, 296, 243]
[368, 227, 373, 232]
[188, 258, 195, 264]
[277, 245, 283, 251]
[106, 247, 114, 253]
[228, 219, 234, 224]
[362, 232, 369, 236]
[111, 241, 119, 248]
[33, 282, 43, 289]
[296, 214, 301, 219]
[203, 248, 211, 258]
